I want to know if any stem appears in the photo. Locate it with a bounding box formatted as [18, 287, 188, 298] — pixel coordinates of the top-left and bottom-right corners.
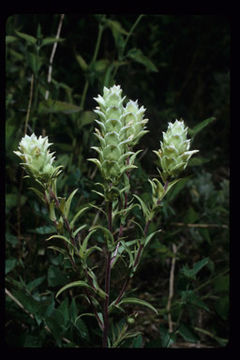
[48, 188, 75, 246]
[80, 24, 104, 110]
[124, 15, 144, 53]
[44, 190, 77, 270]
[91, 24, 104, 64]
[102, 201, 113, 348]
[115, 219, 150, 306]
[45, 14, 65, 100]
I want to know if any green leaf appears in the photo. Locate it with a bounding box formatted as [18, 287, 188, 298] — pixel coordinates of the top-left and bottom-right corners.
[178, 324, 199, 343]
[47, 245, 68, 256]
[15, 30, 37, 44]
[27, 52, 42, 74]
[85, 268, 107, 299]
[30, 225, 56, 235]
[26, 276, 46, 292]
[106, 19, 129, 35]
[41, 37, 64, 47]
[214, 274, 229, 293]
[47, 265, 69, 287]
[132, 334, 143, 348]
[90, 225, 115, 251]
[117, 297, 158, 314]
[188, 156, 210, 167]
[5, 258, 17, 275]
[6, 35, 18, 44]
[45, 310, 64, 346]
[181, 290, 210, 312]
[29, 187, 45, 202]
[70, 206, 89, 228]
[133, 194, 151, 220]
[75, 318, 89, 341]
[127, 48, 158, 72]
[76, 54, 88, 71]
[188, 117, 216, 137]
[55, 280, 92, 298]
[58, 297, 69, 325]
[192, 257, 209, 275]
[78, 111, 95, 129]
[79, 229, 97, 259]
[73, 224, 87, 238]
[46, 234, 73, 248]
[159, 325, 176, 348]
[165, 177, 190, 202]
[144, 229, 161, 248]
[64, 188, 78, 218]
[39, 99, 81, 114]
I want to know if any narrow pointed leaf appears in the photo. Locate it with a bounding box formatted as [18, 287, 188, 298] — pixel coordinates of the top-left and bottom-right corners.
[73, 224, 87, 238]
[56, 280, 92, 298]
[133, 194, 150, 219]
[70, 206, 89, 228]
[90, 225, 115, 251]
[117, 297, 158, 314]
[64, 188, 78, 218]
[46, 234, 73, 248]
[144, 229, 162, 248]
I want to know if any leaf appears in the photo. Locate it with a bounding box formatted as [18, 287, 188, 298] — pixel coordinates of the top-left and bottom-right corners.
[39, 99, 81, 114]
[188, 117, 216, 137]
[165, 177, 190, 202]
[46, 234, 73, 248]
[85, 268, 107, 299]
[75, 318, 89, 341]
[133, 194, 151, 220]
[30, 225, 56, 235]
[47, 265, 69, 287]
[181, 290, 210, 312]
[26, 276, 46, 292]
[144, 229, 161, 248]
[106, 19, 129, 35]
[127, 48, 158, 72]
[188, 156, 210, 167]
[78, 111, 95, 129]
[64, 188, 78, 219]
[55, 280, 92, 298]
[132, 334, 143, 348]
[76, 54, 88, 71]
[41, 37, 64, 47]
[90, 225, 115, 251]
[189, 257, 209, 278]
[79, 229, 97, 259]
[6, 35, 18, 44]
[15, 30, 37, 44]
[70, 205, 89, 227]
[27, 52, 42, 74]
[73, 224, 87, 238]
[178, 324, 199, 343]
[5, 258, 17, 275]
[117, 297, 158, 314]
[28, 187, 45, 202]
[45, 310, 65, 346]
[47, 245, 68, 256]
[93, 59, 110, 73]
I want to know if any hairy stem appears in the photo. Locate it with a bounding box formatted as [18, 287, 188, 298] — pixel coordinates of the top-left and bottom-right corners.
[102, 201, 113, 348]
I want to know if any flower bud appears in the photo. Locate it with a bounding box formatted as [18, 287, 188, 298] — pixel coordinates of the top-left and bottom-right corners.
[153, 119, 199, 180]
[89, 85, 148, 184]
[122, 100, 149, 146]
[14, 133, 62, 184]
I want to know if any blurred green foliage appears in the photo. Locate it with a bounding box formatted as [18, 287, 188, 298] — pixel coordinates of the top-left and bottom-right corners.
[5, 14, 229, 347]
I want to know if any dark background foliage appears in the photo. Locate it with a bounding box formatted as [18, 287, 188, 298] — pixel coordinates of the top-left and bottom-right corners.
[5, 14, 230, 347]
